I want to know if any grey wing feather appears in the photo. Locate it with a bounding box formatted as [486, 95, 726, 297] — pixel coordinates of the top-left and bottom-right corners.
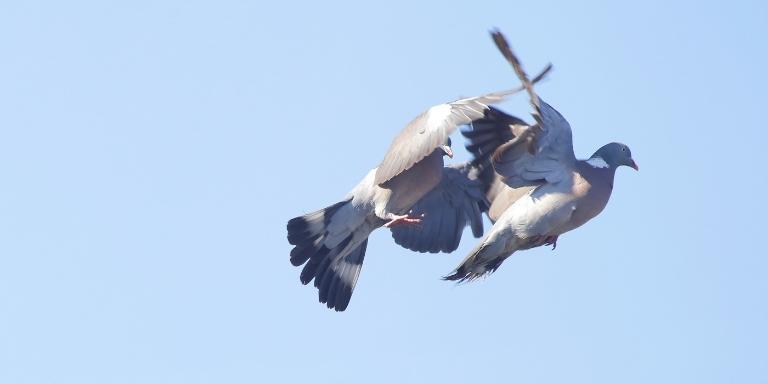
[389, 164, 487, 253]
[373, 90, 520, 186]
[489, 30, 576, 188]
[461, 106, 530, 203]
[463, 106, 527, 164]
[491, 100, 576, 188]
[374, 51, 553, 186]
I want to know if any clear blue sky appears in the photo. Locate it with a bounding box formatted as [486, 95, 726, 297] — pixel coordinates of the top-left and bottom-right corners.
[1, 1, 766, 383]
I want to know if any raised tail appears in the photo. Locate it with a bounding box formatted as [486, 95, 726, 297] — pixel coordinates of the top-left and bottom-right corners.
[287, 200, 377, 311]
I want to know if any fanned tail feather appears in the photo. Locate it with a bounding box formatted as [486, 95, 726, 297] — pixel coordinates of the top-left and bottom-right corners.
[287, 200, 371, 311]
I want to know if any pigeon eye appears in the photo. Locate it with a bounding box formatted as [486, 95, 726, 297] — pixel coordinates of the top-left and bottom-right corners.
[621, 147, 626, 152]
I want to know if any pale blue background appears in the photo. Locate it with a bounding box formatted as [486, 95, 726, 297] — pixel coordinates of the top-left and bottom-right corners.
[1, 1, 766, 383]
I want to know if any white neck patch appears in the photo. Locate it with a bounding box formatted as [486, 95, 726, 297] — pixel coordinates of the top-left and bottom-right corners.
[587, 157, 610, 169]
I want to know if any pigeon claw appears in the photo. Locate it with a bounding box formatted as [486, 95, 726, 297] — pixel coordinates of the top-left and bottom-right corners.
[543, 235, 558, 250]
[530, 234, 558, 250]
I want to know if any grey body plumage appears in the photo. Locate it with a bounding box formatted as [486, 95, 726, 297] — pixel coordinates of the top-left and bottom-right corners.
[445, 31, 638, 282]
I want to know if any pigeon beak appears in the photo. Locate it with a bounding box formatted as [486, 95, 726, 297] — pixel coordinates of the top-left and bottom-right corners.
[628, 158, 639, 171]
[441, 145, 454, 158]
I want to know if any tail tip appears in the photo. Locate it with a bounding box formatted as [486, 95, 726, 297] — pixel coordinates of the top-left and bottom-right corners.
[287, 215, 318, 246]
[442, 267, 472, 283]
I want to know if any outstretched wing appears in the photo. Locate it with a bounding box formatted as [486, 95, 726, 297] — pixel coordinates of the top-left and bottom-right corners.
[491, 100, 576, 187]
[373, 64, 552, 186]
[461, 106, 529, 197]
[374, 90, 514, 186]
[489, 30, 576, 188]
[389, 164, 486, 253]
[463, 107, 527, 166]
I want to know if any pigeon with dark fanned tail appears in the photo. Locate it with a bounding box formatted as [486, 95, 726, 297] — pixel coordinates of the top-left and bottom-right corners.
[286, 63, 552, 311]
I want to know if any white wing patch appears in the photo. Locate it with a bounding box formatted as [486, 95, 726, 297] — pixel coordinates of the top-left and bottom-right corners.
[586, 157, 609, 169]
[424, 104, 453, 134]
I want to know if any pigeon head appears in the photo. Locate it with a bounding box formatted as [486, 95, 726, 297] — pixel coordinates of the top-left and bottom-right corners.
[590, 142, 638, 171]
[439, 137, 454, 158]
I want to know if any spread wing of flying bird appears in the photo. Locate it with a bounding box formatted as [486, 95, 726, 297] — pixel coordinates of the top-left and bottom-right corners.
[445, 30, 638, 282]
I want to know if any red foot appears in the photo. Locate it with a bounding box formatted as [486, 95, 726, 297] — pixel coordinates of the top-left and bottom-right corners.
[384, 213, 424, 228]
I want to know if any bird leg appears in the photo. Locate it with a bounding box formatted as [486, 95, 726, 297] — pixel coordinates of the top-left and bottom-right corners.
[383, 213, 424, 228]
[543, 235, 558, 250]
[529, 234, 559, 250]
